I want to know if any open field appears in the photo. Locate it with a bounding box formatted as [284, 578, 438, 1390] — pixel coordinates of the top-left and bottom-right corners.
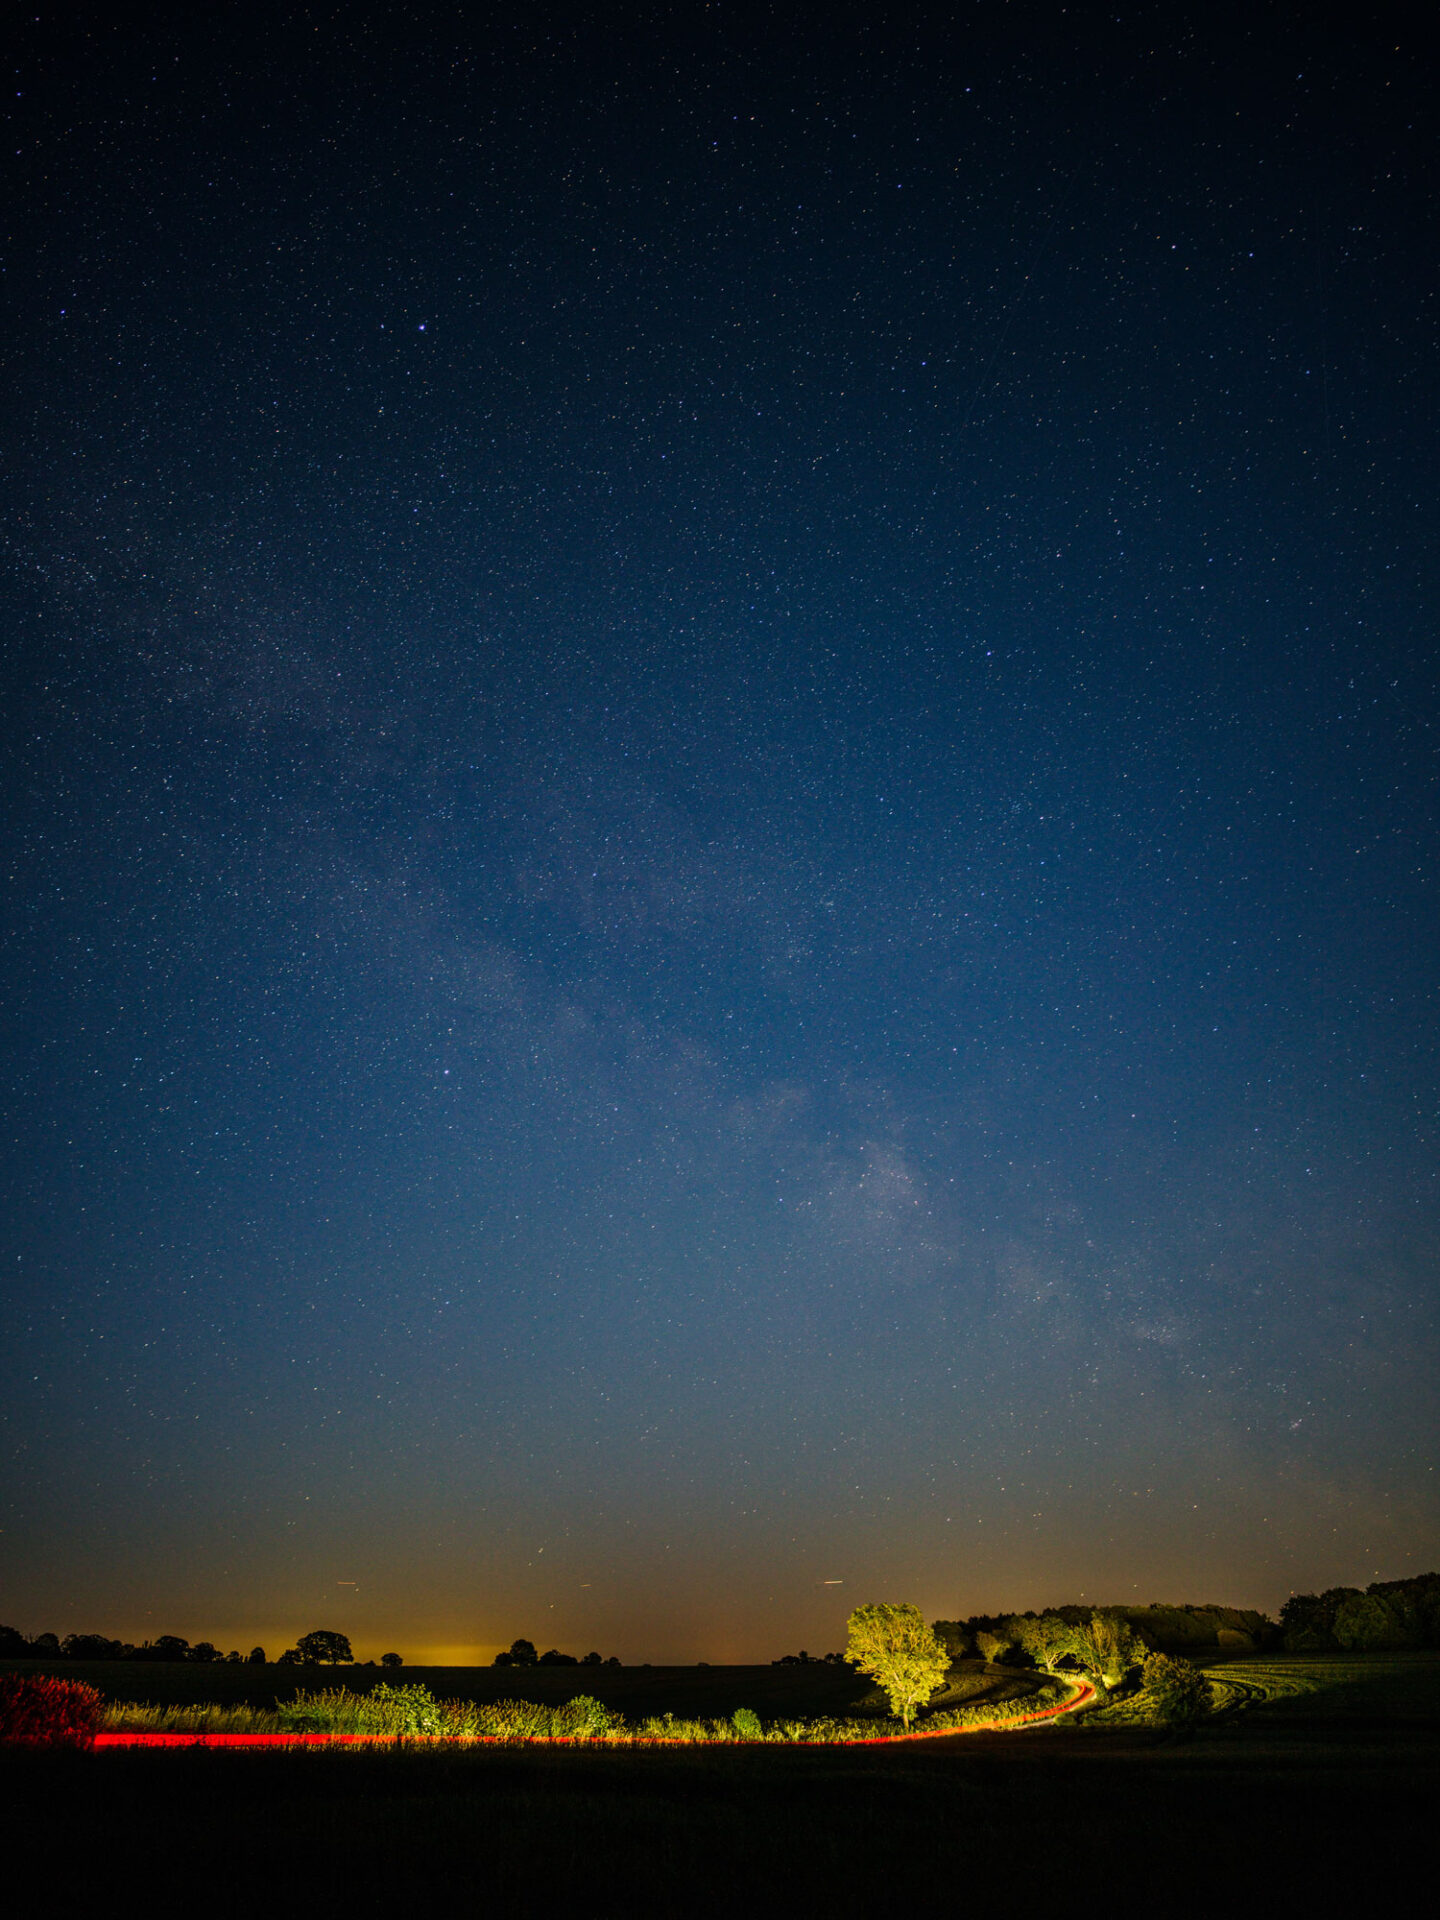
[2, 1653, 1435, 1912]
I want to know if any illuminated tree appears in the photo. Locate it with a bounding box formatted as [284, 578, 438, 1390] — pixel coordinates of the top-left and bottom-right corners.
[844, 1602, 951, 1730]
[1073, 1613, 1146, 1692]
[1011, 1614, 1074, 1672]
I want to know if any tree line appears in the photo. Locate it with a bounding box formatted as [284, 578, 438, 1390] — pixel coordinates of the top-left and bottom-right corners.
[1279, 1572, 1440, 1651]
[934, 1599, 1280, 1667]
[0, 1626, 403, 1667]
[492, 1638, 621, 1667]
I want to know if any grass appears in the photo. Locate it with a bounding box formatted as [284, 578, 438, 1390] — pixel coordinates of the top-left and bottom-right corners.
[1074, 1650, 1440, 1730]
[100, 1700, 285, 1734]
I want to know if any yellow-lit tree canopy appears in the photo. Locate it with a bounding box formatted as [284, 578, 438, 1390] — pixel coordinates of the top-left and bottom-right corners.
[844, 1603, 951, 1730]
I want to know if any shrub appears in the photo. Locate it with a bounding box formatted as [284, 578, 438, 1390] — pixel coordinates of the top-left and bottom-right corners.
[732, 1707, 762, 1741]
[279, 1683, 445, 1736]
[0, 1674, 103, 1748]
[1141, 1654, 1210, 1731]
[549, 1695, 619, 1740]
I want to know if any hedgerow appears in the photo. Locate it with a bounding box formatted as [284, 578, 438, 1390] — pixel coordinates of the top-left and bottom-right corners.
[95, 1673, 1081, 1745]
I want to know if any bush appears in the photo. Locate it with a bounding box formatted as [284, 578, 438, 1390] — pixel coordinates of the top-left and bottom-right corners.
[1141, 1654, 1210, 1731]
[0, 1674, 103, 1748]
[732, 1707, 762, 1741]
[279, 1684, 445, 1736]
[548, 1695, 618, 1739]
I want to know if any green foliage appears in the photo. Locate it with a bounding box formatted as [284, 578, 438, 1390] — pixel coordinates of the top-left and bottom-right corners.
[1140, 1653, 1210, 1731]
[104, 1700, 284, 1734]
[1332, 1593, 1417, 1652]
[844, 1602, 952, 1730]
[1009, 1613, 1080, 1672]
[923, 1679, 1069, 1733]
[106, 1673, 1080, 1746]
[930, 1621, 973, 1660]
[549, 1695, 619, 1739]
[948, 1598, 1279, 1661]
[1278, 1576, 1440, 1652]
[1071, 1612, 1147, 1691]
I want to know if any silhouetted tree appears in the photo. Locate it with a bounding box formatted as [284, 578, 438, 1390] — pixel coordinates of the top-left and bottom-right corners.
[61, 1635, 122, 1660]
[132, 1636, 190, 1662]
[296, 1630, 353, 1665]
[190, 1642, 222, 1663]
[381, 1652, 403, 1668]
[539, 1648, 578, 1666]
[581, 1651, 602, 1666]
[1279, 1589, 1352, 1651]
[247, 1647, 267, 1664]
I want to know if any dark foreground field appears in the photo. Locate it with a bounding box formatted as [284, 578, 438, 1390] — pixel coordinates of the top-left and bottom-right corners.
[3, 1655, 1435, 1916]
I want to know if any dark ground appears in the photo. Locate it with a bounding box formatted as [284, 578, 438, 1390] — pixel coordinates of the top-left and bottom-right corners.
[2, 1656, 1435, 1916]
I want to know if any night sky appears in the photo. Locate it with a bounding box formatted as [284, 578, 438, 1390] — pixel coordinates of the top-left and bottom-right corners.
[2, 6, 1436, 1664]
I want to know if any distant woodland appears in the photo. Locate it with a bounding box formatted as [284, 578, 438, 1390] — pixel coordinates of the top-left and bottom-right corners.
[4, 1572, 1436, 1668]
